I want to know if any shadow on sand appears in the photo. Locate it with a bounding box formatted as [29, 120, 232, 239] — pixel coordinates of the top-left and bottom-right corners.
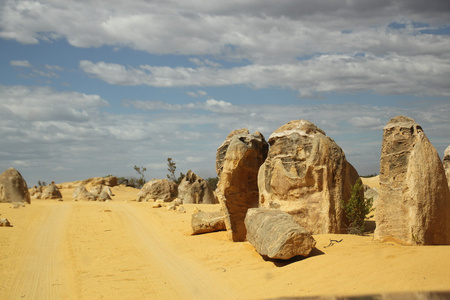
[264, 247, 325, 267]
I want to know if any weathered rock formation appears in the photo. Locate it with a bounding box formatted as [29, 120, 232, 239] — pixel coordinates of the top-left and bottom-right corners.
[41, 182, 63, 200]
[191, 211, 226, 235]
[29, 186, 43, 199]
[258, 120, 360, 234]
[178, 170, 217, 204]
[216, 129, 269, 242]
[216, 128, 250, 177]
[137, 179, 178, 202]
[81, 176, 118, 188]
[443, 145, 450, 188]
[375, 116, 450, 245]
[73, 185, 97, 201]
[245, 208, 316, 260]
[0, 168, 31, 204]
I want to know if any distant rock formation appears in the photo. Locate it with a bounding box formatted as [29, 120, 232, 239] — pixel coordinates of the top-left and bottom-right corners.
[375, 116, 450, 245]
[191, 211, 226, 235]
[81, 176, 118, 188]
[73, 185, 97, 201]
[178, 170, 217, 204]
[245, 208, 316, 260]
[216, 129, 269, 242]
[137, 179, 178, 202]
[72, 185, 112, 201]
[443, 145, 450, 188]
[0, 167, 31, 204]
[29, 186, 43, 199]
[258, 120, 360, 234]
[41, 182, 63, 200]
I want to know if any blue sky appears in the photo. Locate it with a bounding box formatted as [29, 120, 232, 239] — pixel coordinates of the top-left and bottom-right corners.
[1, 0, 450, 186]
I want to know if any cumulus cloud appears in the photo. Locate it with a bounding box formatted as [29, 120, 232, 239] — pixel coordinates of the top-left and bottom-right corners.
[81, 54, 450, 97]
[10, 60, 32, 67]
[1, 0, 449, 62]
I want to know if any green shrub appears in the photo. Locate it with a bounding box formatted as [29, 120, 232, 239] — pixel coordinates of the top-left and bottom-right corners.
[342, 178, 374, 235]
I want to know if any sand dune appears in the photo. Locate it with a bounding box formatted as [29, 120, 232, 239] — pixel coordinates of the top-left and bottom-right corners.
[0, 185, 449, 299]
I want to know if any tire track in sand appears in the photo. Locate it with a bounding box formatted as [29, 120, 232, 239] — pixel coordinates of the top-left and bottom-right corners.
[2, 203, 76, 300]
[115, 202, 236, 300]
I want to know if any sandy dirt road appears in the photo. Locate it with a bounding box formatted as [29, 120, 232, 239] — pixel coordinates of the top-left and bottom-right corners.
[0, 201, 235, 300]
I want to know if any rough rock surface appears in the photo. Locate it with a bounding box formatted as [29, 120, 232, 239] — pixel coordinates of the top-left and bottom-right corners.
[137, 179, 178, 202]
[245, 208, 316, 260]
[177, 170, 217, 204]
[375, 116, 450, 245]
[216, 128, 250, 178]
[29, 186, 43, 199]
[191, 211, 226, 235]
[258, 120, 360, 234]
[216, 129, 269, 241]
[41, 183, 63, 200]
[443, 145, 450, 188]
[0, 168, 31, 204]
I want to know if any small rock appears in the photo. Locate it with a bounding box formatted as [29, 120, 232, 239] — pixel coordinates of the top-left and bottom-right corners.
[191, 211, 226, 235]
[0, 218, 11, 227]
[177, 206, 186, 213]
[152, 203, 162, 208]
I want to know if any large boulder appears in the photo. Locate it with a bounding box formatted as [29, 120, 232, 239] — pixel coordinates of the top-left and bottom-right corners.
[41, 182, 63, 200]
[245, 208, 316, 260]
[178, 170, 217, 204]
[216, 129, 269, 242]
[374, 116, 450, 245]
[191, 211, 226, 235]
[0, 168, 31, 204]
[443, 145, 450, 188]
[137, 179, 178, 202]
[258, 120, 360, 234]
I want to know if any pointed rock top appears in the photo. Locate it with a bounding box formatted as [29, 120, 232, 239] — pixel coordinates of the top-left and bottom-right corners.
[269, 119, 326, 143]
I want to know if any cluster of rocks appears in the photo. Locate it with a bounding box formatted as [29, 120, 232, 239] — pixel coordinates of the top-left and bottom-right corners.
[136, 170, 217, 205]
[2, 114, 449, 256]
[204, 116, 450, 260]
[72, 185, 114, 201]
[30, 182, 63, 201]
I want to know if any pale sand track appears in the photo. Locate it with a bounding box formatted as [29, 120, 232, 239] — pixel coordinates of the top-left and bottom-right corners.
[1, 183, 450, 300]
[1, 200, 234, 300]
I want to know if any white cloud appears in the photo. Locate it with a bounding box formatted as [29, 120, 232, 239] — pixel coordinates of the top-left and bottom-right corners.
[10, 60, 32, 67]
[348, 117, 383, 129]
[186, 90, 208, 98]
[81, 54, 450, 97]
[2, 0, 449, 62]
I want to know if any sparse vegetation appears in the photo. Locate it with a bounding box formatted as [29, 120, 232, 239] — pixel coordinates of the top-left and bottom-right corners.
[360, 173, 378, 178]
[166, 158, 185, 184]
[206, 177, 219, 190]
[116, 165, 147, 189]
[342, 178, 374, 235]
[37, 180, 47, 187]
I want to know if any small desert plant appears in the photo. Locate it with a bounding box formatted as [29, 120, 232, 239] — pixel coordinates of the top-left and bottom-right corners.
[342, 178, 374, 235]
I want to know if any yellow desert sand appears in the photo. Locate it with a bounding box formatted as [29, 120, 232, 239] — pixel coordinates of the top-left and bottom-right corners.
[1, 180, 449, 300]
